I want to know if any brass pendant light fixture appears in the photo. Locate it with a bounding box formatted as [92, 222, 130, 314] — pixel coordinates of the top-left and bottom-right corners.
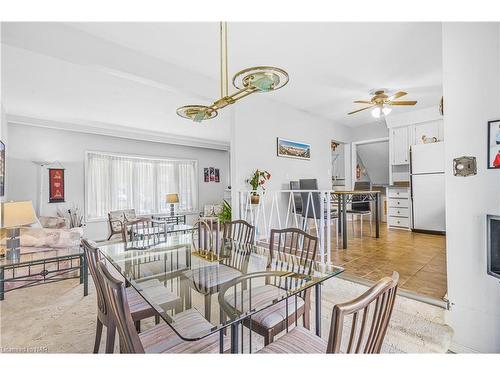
[176, 22, 289, 122]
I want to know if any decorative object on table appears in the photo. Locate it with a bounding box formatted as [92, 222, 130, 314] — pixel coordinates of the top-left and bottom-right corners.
[439, 96, 444, 116]
[48, 168, 65, 203]
[204, 168, 209, 182]
[176, 22, 288, 123]
[57, 205, 84, 228]
[1, 200, 36, 261]
[166, 193, 179, 216]
[487, 120, 500, 169]
[453, 156, 477, 177]
[0, 141, 5, 197]
[246, 169, 271, 205]
[422, 135, 438, 144]
[217, 200, 232, 225]
[209, 167, 215, 181]
[277, 137, 311, 160]
[214, 168, 220, 183]
[347, 89, 417, 118]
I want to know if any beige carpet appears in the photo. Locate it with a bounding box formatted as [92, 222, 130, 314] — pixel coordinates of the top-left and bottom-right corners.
[0, 276, 453, 354]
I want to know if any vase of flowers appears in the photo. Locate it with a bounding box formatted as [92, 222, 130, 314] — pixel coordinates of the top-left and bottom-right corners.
[246, 169, 271, 205]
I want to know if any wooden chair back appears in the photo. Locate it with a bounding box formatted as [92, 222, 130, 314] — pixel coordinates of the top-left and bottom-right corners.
[194, 218, 220, 252]
[327, 272, 399, 353]
[122, 218, 161, 247]
[96, 260, 145, 354]
[82, 239, 107, 317]
[269, 228, 318, 275]
[223, 219, 255, 245]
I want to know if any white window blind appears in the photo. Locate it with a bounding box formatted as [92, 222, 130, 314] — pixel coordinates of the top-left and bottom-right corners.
[86, 152, 198, 220]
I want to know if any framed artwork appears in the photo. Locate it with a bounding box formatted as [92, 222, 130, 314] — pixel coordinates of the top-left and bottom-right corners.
[214, 168, 220, 183]
[277, 137, 311, 160]
[209, 167, 215, 182]
[204, 168, 209, 182]
[488, 120, 500, 169]
[48, 168, 65, 203]
[0, 141, 5, 197]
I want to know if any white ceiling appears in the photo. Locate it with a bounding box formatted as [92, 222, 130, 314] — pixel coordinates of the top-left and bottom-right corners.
[1, 22, 443, 143]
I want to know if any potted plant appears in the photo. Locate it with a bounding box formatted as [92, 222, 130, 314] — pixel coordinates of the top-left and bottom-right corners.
[217, 200, 232, 225]
[246, 169, 271, 204]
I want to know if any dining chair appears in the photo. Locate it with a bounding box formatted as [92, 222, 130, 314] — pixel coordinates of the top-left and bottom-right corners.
[96, 260, 226, 353]
[82, 239, 162, 353]
[299, 179, 339, 243]
[257, 272, 399, 354]
[185, 218, 251, 321]
[122, 218, 164, 247]
[224, 228, 318, 346]
[222, 219, 255, 245]
[348, 181, 372, 237]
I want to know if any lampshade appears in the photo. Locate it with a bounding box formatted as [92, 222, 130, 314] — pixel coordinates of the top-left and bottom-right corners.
[166, 194, 179, 204]
[2, 201, 36, 228]
[371, 106, 392, 118]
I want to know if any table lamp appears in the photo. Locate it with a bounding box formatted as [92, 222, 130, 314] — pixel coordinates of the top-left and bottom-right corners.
[1, 201, 36, 261]
[166, 193, 179, 216]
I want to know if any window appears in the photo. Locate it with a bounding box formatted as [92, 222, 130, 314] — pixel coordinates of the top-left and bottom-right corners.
[85, 152, 198, 220]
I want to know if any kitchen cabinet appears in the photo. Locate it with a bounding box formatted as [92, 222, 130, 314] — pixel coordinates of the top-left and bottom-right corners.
[391, 127, 409, 165]
[387, 187, 411, 230]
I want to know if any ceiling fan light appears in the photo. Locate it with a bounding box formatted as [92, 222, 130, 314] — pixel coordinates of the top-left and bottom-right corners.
[371, 107, 382, 118]
[382, 107, 392, 116]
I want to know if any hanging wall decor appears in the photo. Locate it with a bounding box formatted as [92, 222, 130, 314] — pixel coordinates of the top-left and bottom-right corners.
[204, 168, 210, 182]
[215, 169, 220, 183]
[48, 168, 65, 203]
[487, 119, 500, 169]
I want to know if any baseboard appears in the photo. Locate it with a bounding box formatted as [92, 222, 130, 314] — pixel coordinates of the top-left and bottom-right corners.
[412, 229, 446, 235]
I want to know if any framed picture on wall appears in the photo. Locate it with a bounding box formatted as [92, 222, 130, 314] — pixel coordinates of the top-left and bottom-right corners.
[48, 168, 65, 203]
[0, 141, 5, 197]
[204, 168, 209, 182]
[277, 137, 311, 160]
[209, 167, 215, 181]
[488, 120, 500, 169]
[214, 168, 220, 183]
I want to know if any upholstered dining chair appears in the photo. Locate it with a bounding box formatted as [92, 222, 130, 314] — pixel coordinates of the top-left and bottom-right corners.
[222, 219, 255, 245]
[257, 272, 399, 354]
[122, 218, 163, 246]
[348, 181, 373, 237]
[224, 228, 318, 346]
[184, 219, 252, 321]
[96, 260, 225, 353]
[82, 239, 165, 353]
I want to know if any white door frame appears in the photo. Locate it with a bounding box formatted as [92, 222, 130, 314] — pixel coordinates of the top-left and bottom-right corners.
[350, 137, 389, 189]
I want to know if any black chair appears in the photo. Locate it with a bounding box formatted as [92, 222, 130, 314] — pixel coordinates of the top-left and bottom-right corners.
[348, 181, 373, 237]
[298, 179, 338, 242]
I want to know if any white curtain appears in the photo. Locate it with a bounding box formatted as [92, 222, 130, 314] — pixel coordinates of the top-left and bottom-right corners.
[86, 152, 198, 219]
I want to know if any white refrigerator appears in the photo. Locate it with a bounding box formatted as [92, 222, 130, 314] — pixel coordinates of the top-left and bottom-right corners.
[410, 142, 446, 233]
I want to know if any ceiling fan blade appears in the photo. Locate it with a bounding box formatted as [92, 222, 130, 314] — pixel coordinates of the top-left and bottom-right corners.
[353, 100, 373, 104]
[348, 106, 374, 115]
[387, 91, 407, 101]
[387, 100, 417, 106]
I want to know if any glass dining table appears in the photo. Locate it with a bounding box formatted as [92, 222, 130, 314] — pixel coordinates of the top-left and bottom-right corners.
[98, 233, 344, 353]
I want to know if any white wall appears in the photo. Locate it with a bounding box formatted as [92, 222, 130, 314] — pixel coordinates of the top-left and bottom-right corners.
[6, 123, 230, 241]
[350, 121, 389, 142]
[230, 96, 352, 218]
[442, 23, 500, 353]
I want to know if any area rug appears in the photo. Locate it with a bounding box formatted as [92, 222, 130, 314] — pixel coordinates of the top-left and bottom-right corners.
[0, 276, 453, 353]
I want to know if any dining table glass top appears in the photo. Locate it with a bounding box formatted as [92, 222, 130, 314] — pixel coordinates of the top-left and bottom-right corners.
[98, 233, 344, 341]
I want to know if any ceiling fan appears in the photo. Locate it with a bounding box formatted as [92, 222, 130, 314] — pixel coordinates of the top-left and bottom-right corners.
[348, 89, 417, 118]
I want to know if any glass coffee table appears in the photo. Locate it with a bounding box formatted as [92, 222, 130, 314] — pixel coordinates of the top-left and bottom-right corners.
[0, 246, 88, 301]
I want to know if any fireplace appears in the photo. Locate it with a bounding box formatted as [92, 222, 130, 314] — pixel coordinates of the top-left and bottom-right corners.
[487, 215, 500, 279]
